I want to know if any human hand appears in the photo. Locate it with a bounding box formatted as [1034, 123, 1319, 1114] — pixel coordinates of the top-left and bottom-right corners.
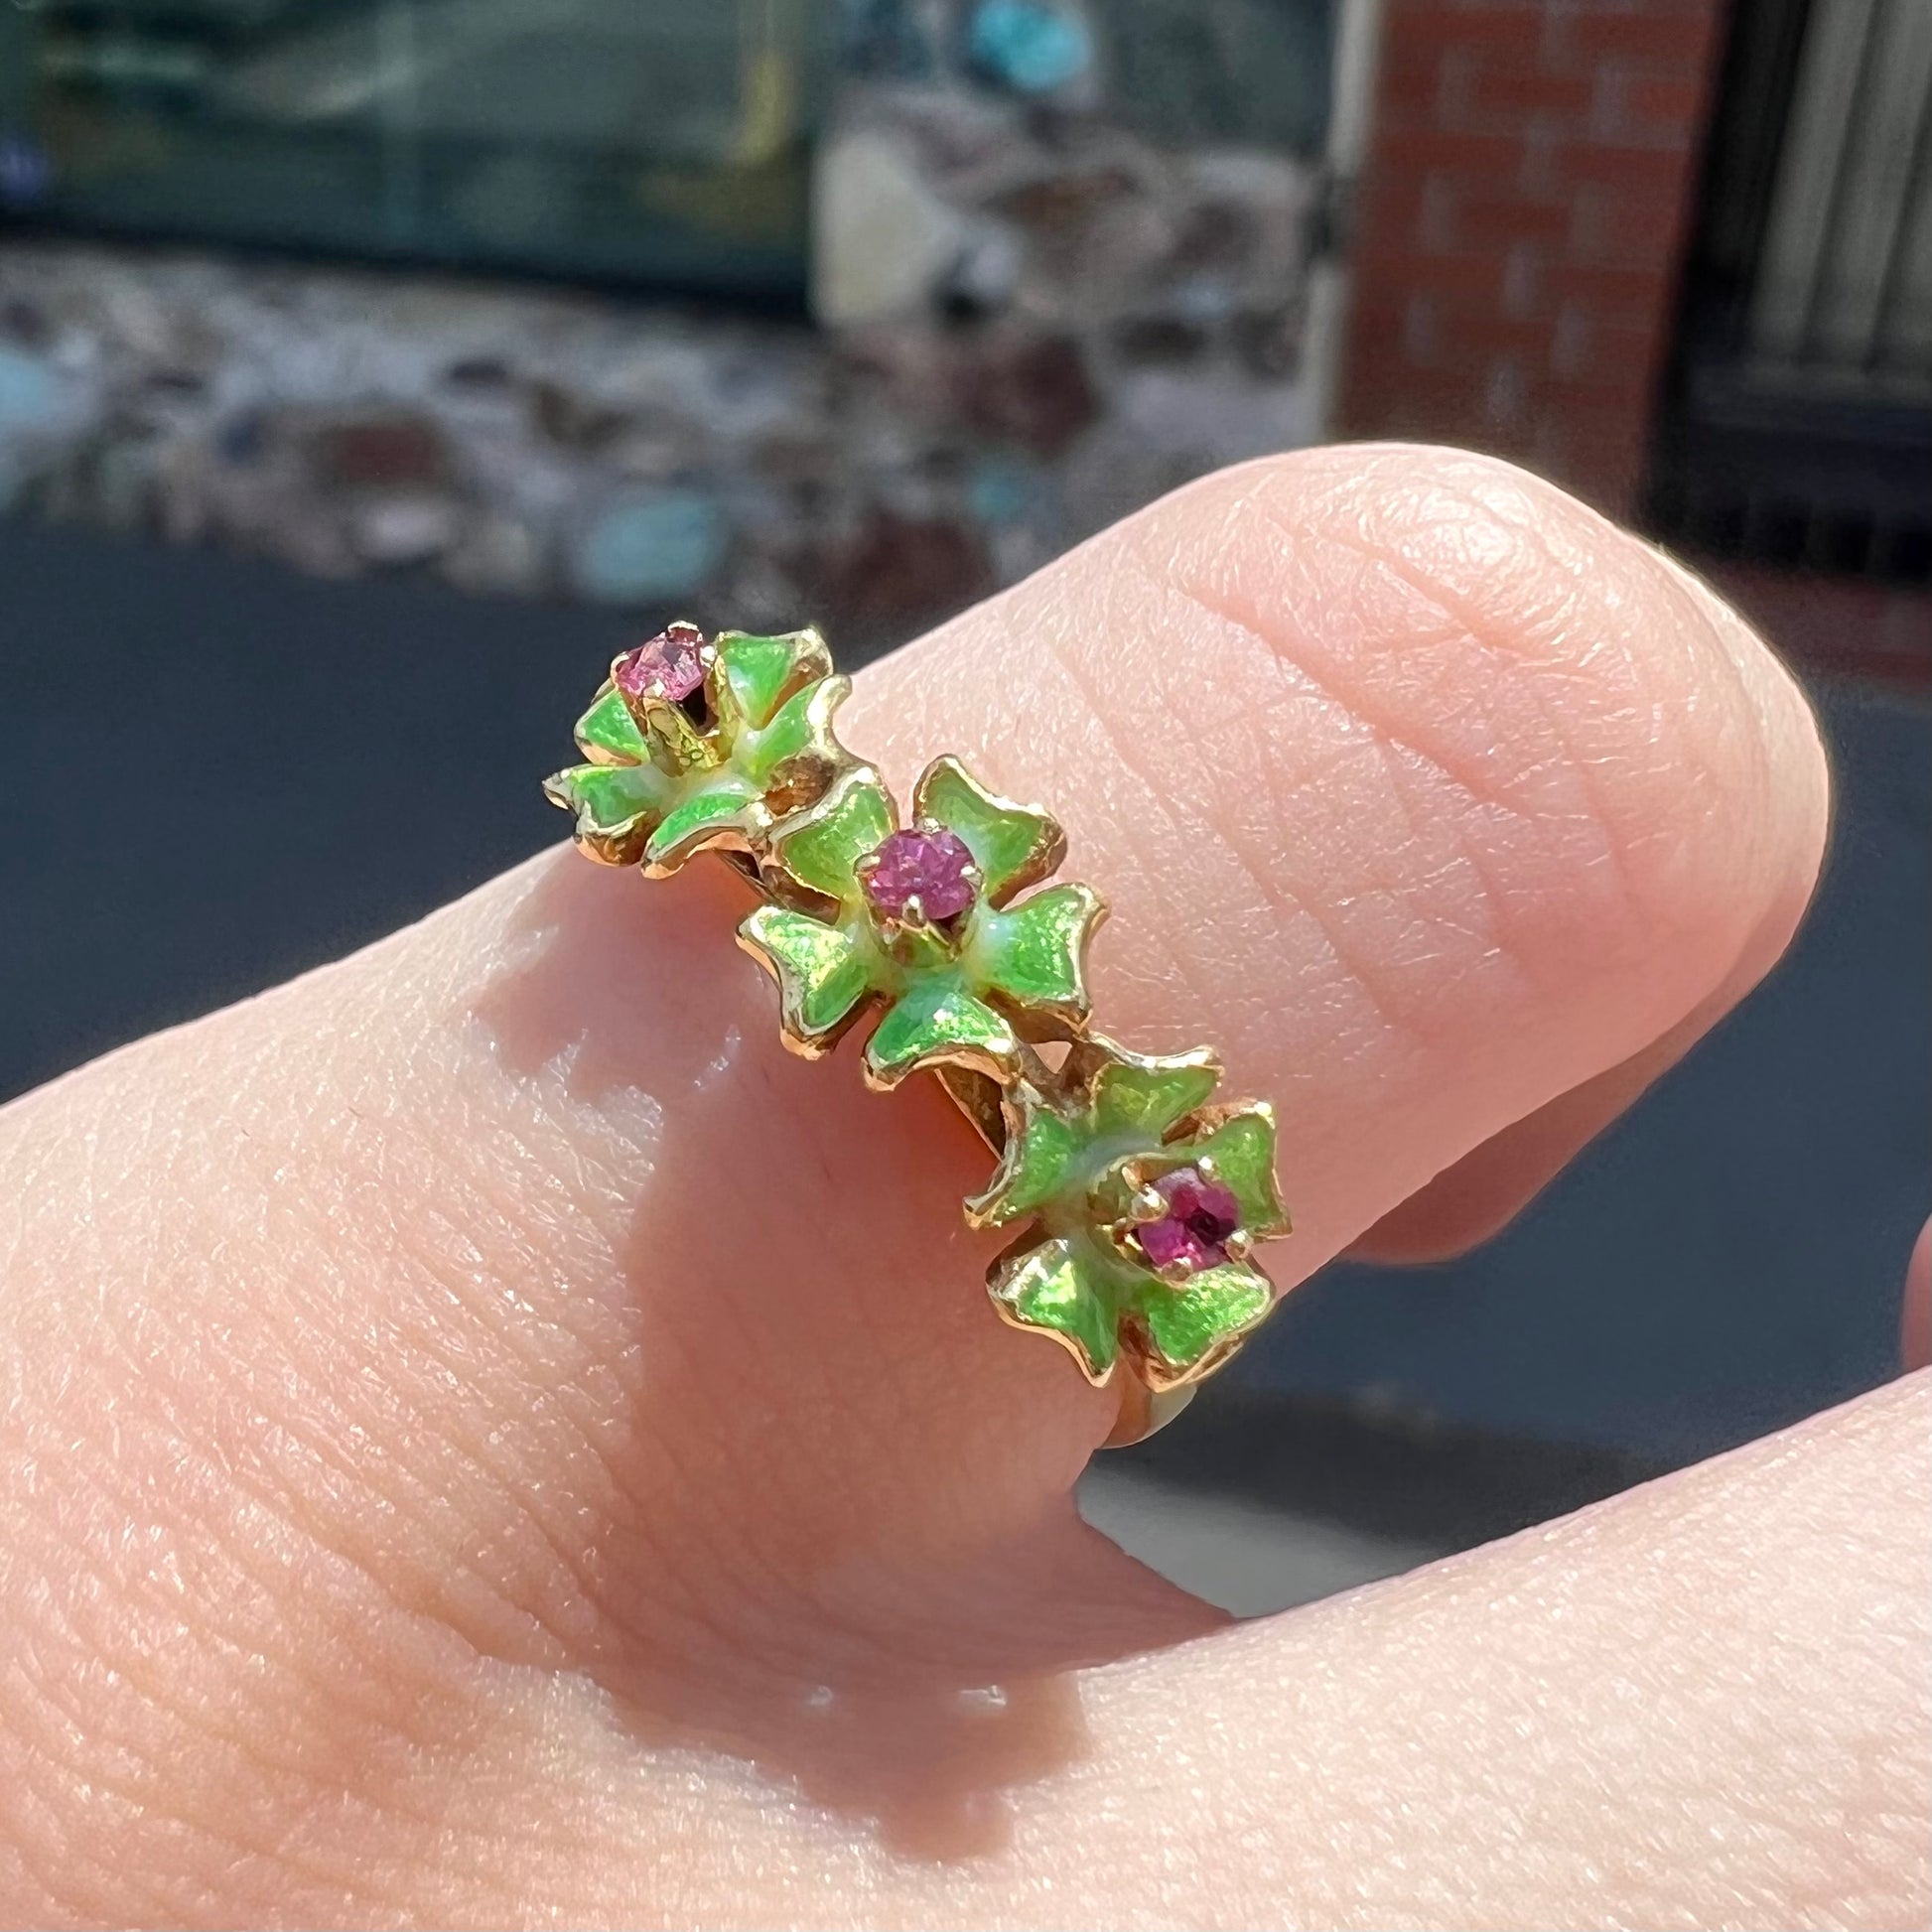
[1, 447, 1924, 1930]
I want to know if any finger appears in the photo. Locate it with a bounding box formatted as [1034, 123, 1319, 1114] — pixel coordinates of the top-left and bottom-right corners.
[1016, 1373, 1926, 1932]
[1349, 887, 1811, 1261]
[846, 444, 1828, 1273]
[888, 1375, 1920, 1931]
[1345, 546, 1827, 1262]
[250, 1373, 1932, 1927]
[0, 446, 1831, 1916]
[4, 442, 1829, 1630]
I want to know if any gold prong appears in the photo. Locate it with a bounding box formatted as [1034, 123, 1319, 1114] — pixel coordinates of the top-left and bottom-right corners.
[548, 618, 1293, 1435]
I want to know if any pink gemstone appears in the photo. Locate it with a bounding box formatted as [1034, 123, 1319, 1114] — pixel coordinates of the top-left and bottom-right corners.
[862, 828, 978, 921]
[1137, 1167, 1242, 1274]
[615, 623, 707, 704]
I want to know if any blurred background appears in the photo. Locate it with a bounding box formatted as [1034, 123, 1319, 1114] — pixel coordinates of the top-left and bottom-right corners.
[1, 0, 1926, 1614]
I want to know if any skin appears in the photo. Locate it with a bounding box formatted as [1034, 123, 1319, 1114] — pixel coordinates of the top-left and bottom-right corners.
[0, 444, 1924, 1930]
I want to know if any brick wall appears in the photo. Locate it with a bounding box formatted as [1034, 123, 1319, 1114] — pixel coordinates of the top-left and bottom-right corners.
[1338, 0, 1728, 517]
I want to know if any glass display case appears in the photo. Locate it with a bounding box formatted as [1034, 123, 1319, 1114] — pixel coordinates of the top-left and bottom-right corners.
[0, 0, 823, 298]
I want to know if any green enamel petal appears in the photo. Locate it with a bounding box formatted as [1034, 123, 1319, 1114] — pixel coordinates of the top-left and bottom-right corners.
[643, 780, 756, 868]
[977, 883, 1103, 1014]
[739, 906, 875, 1038]
[917, 757, 1060, 900]
[990, 1236, 1118, 1381]
[716, 629, 824, 729]
[741, 678, 821, 782]
[967, 1096, 1083, 1225]
[864, 979, 1018, 1086]
[775, 769, 895, 903]
[544, 760, 666, 836]
[1090, 1054, 1221, 1141]
[1134, 1263, 1273, 1378]
[1188, 1107, 1290, 1236]
[575, 686, 650, 762]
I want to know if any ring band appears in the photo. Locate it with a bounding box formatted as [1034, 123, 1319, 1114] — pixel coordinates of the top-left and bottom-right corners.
[544, 621, 1292, 1446]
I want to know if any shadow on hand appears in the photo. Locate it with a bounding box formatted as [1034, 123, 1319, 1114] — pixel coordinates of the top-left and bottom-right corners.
[475, 855, 1212, 1860]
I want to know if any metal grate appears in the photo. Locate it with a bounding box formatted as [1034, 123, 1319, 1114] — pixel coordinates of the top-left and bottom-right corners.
[1747, 0, 1932, 398]
[1648, 0, 1932, 588]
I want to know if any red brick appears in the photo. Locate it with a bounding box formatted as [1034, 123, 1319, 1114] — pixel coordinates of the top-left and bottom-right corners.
[1379, 50, 1451, 123]
[1547, 139, 1698, 199]
[1545, 303, 1670, 378]
[1615, 70, 1708, 133]
[1543, 259, 1673, 326]
[1569, 178, 1695, 264]
[1372, 126, 1530, 183]
[1546, 386, 1663, 452]
[1352, 179, 1458, 254]
[1541, 367, 1619, 416]
[1347, 245, 1420, 301]
[1562, 434, 1651, 516]
[1549, 7, 1721, 70]
[1344, 309, 1475, 380]
[1585, 66, 1706, 149]
[1345, 296, 1447, 369]
[1347, 386, 1498, 447]
[1380, 3, 1557, 65]
[1345, 0, 1723, 518]
[1336, 349, 1411, 410]
[1435, 308, 1559, 363]
[1343, 293, 1431, 351]
[1353, 243, 1509, 303]
[1354, 301, 1557, 376]
[1454, 187, 1576, 249]
[1544, 1, 1722, 15]
[1456, 63, 1594, 127]
[1546, 347, 1667, 409]
[1523, 414, 1649, 513]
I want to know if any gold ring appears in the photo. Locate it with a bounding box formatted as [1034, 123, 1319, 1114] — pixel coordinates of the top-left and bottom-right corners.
[544, 622, 1292, 1448]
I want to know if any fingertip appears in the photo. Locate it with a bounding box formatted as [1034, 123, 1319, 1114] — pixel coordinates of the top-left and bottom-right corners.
[1294, 447, 1826, 1021]
[1904, 1219, 1931, 1373]
[1645, 537, 1834, 933]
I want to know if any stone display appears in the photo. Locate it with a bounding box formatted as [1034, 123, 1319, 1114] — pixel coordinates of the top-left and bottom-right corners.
[0, 1, 1326, 647]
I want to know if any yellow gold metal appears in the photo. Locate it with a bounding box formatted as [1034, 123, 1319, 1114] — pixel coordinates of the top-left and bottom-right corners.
[909, 755, 1067, 905]
[1104, 1378, 1198, 1448]
[547, 621, 1294, 1448]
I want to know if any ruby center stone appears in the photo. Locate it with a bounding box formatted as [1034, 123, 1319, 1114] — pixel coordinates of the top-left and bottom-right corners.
[615, 623, 707, 704]
[863, 828, 977, 921]
[1138, 1168, 1242, 1274]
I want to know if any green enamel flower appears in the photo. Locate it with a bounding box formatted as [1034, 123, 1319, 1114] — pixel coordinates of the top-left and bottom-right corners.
[736, 757, 1106, 1091]
[968, 1039, 1291, 1390]
[543, 623, 850, 876]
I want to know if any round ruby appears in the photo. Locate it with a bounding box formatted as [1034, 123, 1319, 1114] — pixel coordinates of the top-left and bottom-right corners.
[862, 828, 977, 922]
[615, 623, 707, 704]
[1137, 1167, 1242, 1274]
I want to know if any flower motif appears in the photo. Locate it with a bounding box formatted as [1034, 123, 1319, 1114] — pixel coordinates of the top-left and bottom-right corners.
[736, 756, 1106, 1090]
[543, 622, 850, 875]
[967, 1039, 1291, 1390]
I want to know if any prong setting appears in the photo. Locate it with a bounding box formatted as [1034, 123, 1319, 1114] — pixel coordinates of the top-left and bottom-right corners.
[548, 621, 1291, 1428]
